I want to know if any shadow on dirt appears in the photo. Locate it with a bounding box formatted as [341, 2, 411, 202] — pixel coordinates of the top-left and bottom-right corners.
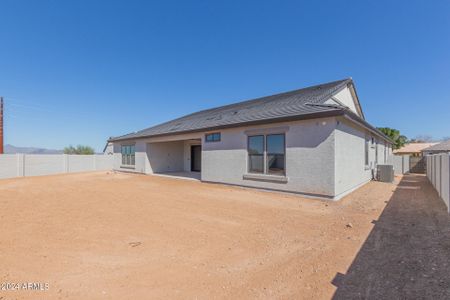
[332, 174, 450, 299]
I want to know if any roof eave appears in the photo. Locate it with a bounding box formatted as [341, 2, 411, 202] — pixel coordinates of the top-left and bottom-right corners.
[109, 109, 345, 142]
[342, 110, 394, 144]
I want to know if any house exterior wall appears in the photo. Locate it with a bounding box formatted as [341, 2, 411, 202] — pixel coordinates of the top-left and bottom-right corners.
[334, 117, 387, 198]
[111, 118, 392, 200]
[202, 118, 337, 198]
[113, 140, 147, 174]
[112, 132, 203, 174]
[183, 140, 201, 172]
[146, 141, 185, 173]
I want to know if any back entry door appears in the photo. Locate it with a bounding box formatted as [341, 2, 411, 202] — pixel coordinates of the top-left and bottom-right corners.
[191, 145, 201, 172]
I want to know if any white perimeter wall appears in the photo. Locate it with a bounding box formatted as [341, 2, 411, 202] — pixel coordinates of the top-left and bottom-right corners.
[427, 154, 450, 213]
[393, 155, 410, 175]
[0, 154, 113, 179]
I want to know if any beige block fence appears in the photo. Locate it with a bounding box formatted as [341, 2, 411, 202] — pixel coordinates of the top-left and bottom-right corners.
[426, 153, 450, 213]
[0, 154, 113, 179]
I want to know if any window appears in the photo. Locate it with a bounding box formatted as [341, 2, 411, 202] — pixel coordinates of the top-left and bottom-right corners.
[248, 134, 285, 175]
[121, 144, 135, 166]
[205, 132, 221, 142]
[248, 135, 264, 173]
[267, 134, 285, 175]
[375, 140, 378, 165]
[365, 137, 369, 167]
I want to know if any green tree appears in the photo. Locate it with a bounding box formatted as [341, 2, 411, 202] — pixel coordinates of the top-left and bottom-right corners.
[377, 127, 408, 150]
[64, 145, 95, 155]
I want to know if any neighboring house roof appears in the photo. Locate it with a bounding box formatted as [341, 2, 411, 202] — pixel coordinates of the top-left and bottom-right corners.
[422, 140, 450, 152]
[110, 78, 391, 143]
[394, 143, 438, 154]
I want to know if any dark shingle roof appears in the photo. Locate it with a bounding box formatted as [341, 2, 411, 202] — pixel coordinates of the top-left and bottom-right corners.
[423, 140, 450, 152]
[111, 79, 357, 141]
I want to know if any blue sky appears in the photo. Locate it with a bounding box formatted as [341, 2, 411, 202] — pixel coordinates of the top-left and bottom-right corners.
[1, 0, 449, 151]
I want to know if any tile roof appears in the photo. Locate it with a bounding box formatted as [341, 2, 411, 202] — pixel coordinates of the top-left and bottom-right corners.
[111, 79, 355, 141]
[422, 140, 450, 152]
[394, 143, 438, 154]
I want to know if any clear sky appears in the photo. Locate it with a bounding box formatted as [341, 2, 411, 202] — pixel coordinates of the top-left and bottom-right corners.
[1, 0, 449, 152]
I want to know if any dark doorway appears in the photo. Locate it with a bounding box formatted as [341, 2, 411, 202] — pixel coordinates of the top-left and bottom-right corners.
[191, 145, 201, 172]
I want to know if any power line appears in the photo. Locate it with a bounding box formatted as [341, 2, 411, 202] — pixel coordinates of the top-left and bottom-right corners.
[2, 96, 98, 119]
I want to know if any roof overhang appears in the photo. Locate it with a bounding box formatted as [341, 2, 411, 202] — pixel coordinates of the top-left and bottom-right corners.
[341, 110, 393, 144]
[109, 108, 392, 144]
[109, 109, 345, 142]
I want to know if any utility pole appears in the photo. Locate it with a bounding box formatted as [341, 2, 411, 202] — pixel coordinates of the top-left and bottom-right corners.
[0, 97, 3, 154]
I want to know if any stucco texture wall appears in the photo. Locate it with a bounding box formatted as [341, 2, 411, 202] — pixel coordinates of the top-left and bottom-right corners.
[112, 117, 390, 200]
[147, 141, 185, 173]
[334, 118, 387, 198]
[202, 118, 336, 197]
[113, 132, 203, 174]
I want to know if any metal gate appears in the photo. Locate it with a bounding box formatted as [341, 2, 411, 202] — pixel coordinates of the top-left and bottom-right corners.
[410, 156, 426, 173]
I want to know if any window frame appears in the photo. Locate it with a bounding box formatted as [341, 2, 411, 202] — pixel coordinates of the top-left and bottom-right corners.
[247, 135, 265, 174]
[364, 136, 370, 168]
[375, 139, 378, 165]
[205, 132, 221, 143]
[247, 133, 286, 176]
[121, 144, 136, 167]
[266, 133, 286, 176]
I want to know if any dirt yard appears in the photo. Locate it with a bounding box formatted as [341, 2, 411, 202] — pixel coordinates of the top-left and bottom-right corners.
[0, 172, 449, 299]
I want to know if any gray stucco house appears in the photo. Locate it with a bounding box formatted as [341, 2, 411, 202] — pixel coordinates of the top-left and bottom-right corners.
[109, 78, 393, 200]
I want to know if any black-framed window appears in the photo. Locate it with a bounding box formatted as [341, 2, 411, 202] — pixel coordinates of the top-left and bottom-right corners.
[205, 132, 221, 142]
[267, 134, 285, 175]
[248, 135, 264, 173]
[248, 134, 285, 175]
[121, 144, 135, 166]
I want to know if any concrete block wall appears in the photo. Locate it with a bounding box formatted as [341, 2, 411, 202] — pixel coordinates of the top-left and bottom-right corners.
[0, 155, 18, 178]
[426, 154, 450, 213]
[25, 154, 65, 177]
[393, 155, 410, 175]
[0, 154, 113, 180]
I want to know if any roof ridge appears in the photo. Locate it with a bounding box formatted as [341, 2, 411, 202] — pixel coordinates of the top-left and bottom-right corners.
[183, 78, 351, 117]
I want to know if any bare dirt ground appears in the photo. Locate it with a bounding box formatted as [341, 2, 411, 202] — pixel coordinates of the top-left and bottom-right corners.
[0, 172, 448, 299]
